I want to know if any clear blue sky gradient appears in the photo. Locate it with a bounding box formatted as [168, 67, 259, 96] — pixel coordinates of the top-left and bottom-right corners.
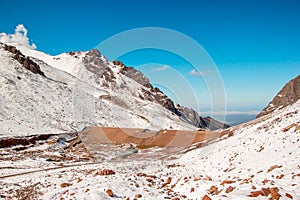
[1, 0, 300, 113]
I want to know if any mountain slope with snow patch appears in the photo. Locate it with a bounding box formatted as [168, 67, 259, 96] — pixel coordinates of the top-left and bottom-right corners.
[0, 43, 197, 136]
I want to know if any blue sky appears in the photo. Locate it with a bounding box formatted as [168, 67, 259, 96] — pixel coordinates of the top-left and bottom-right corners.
[1, 0, 300, 117]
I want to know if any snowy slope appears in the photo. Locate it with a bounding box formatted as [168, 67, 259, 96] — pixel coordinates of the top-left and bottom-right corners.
[0, 43, 196, 136]
[0, 100, 299, 199]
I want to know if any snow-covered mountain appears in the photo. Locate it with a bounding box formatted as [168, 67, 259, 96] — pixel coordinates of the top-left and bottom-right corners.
[257, 74, 300, 118]
[0, 36, 230, 136]
[0, 85, 299, 200]
[0, 42, 195, 136]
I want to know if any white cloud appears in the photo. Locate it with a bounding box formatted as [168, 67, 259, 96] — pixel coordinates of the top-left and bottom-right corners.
[189, 69, 216, 77]
[153, 65, 170, 71]
[0, 24, 36, 49]
[189, 69, 204, 76]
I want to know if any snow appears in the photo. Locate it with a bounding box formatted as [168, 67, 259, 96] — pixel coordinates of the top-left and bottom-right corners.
[0, 39, 299, 199]
[0, 99, 299, 199]
[17, 46, 86, 77]
[0, 43, 195, 136]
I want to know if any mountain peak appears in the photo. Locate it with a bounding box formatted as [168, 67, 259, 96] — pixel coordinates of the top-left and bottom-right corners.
[86, 48, 101, 57]
[257, 74, 300, 118]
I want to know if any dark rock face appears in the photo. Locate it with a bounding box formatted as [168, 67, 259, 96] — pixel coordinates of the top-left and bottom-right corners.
[83, 49, 115, 85]
[177, 106, 206, 128]
[257, 75, 300, 118]
[112, 60, 125, 67]
[117, 61, 181, 115]
[177, 106, 229, 130]
[155, 94, 181, 116]
[3, 44, 45, 76]
[119, 64, 152, 88]
[0, 134, 52, 148]
[202, 116, 230, 130]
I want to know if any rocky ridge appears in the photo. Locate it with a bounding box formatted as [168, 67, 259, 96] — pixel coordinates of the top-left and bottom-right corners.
[257, 74, 300, 118]
[0, 42, 227, 134]
[113, 59, 228, 130]
[3, 43, 45, 76]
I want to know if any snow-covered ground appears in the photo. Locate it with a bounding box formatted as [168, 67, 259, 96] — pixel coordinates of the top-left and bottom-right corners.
[0, 100, 299, 199]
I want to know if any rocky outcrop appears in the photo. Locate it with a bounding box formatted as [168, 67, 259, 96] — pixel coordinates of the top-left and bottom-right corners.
[83, 49, 115, 84]
[115, 60, 181, 115]
[177, 106, 206, 128]
[113, 59, 228, 130]
[202, 116, 230, 130]
[3, 43, 45, 76]
[95, 169, 115, 176]
[112, 60, 125, 67]
[118, 63, 152, 88]
[257, 75, 300, 118]
[177, 106, 229, 130]
[0, 134, 52, 148]
[149, 88, 181, 116]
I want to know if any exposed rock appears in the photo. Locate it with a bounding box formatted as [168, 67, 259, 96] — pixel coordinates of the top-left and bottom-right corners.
[248, 187, 281, 199]
[119, 65, 152, 88]
[83, 48, 115, 86]
[136, 172, 147, 177]
[3, 44, 45, 76]
[69, 51, 76, 56]
[0, 134, 52, 148]
[201, 194, 211, 200]
[60, 183, 72, 188]
[161, 177, 172, 188]
[270, 187, 281, 200]
[207, 185, 221, 195]
[202, 116, 230, 130]
[267, 165, 282, 173]
[117, 61, 182, 116]
[225, 186, 235, 193]
[282, 123, 297, 132]
[220, 180, 236, 185]
[86, 48, 102, 58]
[286, 193, 293, 199]
[106, 189, 113, 197]
[166, 164, 183, 168]
[205, 175, 212, 181]
[248, 190, 262, 197]
[95, 169, 115, 176]
[177, 106, 206, 127]
[257, 74, 300, 118]
[176, 106, 229, 130]
[113, 60, 125, 67]
[166, 177, 172, 184]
